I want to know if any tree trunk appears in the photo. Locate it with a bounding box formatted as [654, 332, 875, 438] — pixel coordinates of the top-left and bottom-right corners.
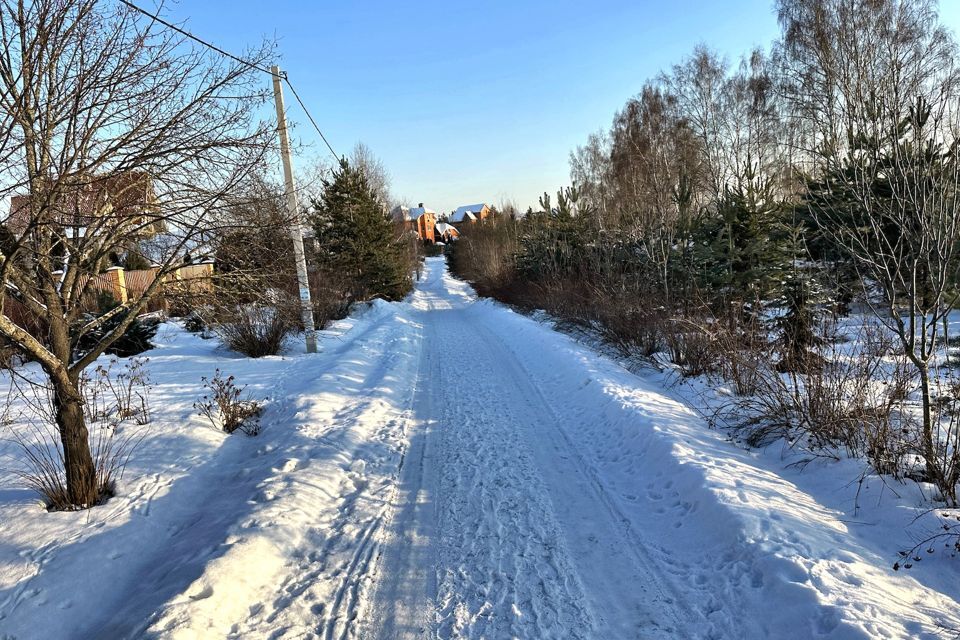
[52, 376, 98, 507]
[916, 363, 942, 489]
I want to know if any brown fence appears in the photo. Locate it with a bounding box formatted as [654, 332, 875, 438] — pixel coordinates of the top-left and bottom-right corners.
[123, 268, 158, 301]
[3, 297, 46, 338]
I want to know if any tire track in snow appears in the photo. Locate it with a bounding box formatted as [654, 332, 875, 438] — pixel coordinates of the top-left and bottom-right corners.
[357, 268, 601, 639]
[130, 303, 423, 640]
[357, 313, 440, 640]
[429, 308, 596, 639]
[473, 319, 751, 639]
[246, 330, 422, 640]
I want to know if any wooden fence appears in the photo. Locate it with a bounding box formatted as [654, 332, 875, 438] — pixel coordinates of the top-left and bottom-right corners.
[2, 262, 215, 337]
[86, 263, 214, 305]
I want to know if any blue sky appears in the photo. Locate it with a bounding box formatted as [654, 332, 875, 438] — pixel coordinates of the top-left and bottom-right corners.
[172, 1, 960, 214]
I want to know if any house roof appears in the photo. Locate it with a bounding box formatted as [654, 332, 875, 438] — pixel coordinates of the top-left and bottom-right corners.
[435, 222, 458, 235]
[391, 205, 436, 222]
[409, 206, 436, 220]
[6, 172, 154, 234]
[450, 203, 488, 222]
[390, 206, 411, 222]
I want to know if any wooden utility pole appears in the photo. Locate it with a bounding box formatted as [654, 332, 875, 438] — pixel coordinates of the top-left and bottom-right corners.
[272, 65, 317, 353]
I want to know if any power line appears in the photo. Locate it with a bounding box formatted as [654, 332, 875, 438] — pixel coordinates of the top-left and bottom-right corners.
[284, 78, 340, 160]
[119, 0, 341, 160]
[118, 0, 277, 77]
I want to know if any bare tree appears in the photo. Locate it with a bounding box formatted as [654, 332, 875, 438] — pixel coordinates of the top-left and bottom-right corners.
[0, 0, 274, 508]
[607, 82, 704, 302]
[350, 142, 391, 210]
[569, 130, 612, 227]
[208, 174, 295, 297]
[663, 45, 731, 203]
[779, 0, 960, 501]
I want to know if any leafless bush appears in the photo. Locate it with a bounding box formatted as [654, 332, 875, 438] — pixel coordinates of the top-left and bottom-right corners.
[309, 269, 355, 330]
[447, 217, 520, 290]
[926, 372, 960, 502]
[713, 320, 916, 477]
[83, 357, 152, 425]
[894, 510, 960, 571]
[708, 310, 768, 396]
[662, 316, 721, 377]
[213, 303, 294, 358]
[194, 370, 263, 436]
[578, 284, 664, 357]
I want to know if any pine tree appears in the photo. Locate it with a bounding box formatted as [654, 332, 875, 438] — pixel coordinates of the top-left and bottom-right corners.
[693, 160, 794, 307]
[517, 188, 590, 282]
[310, 159, 412, 301]
[798, 97, 951, 314]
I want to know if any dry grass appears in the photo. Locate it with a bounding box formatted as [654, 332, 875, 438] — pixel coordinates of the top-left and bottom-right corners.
[3, 382, 143, 511]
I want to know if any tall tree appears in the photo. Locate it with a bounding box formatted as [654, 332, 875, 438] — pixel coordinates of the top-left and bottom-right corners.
[779, 0, 960, 501]
[0, 0, 273, 508]
[350, 142, 392, 210]
[310, 158, 412, 302]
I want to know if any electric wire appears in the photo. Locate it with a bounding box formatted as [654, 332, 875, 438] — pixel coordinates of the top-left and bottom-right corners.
[119, 0, 340, 160]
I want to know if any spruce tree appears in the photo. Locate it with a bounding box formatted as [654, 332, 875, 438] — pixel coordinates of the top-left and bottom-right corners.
[693, 161, 794, 307]
[775, 273, 823, 373]
[310, 159, 412, 301]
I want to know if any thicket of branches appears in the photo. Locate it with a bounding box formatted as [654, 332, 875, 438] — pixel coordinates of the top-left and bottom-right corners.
[0, 0, 275, 508]
[450, 0, 960, 504]
[203, 144, 409, 359]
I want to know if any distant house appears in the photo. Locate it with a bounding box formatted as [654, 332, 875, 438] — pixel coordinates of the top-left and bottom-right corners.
[450, 203, 492, 224]
[435, 222, 459, 242]
[391, 202, 436, 243]
[6, 171, 162, 240]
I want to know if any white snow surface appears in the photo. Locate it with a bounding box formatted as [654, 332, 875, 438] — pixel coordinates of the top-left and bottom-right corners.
[449, 204, 486, 223]
[0, 257, 957, 639]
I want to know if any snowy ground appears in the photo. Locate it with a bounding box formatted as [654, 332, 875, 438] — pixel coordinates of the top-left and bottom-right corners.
[0, 257, 959, 639]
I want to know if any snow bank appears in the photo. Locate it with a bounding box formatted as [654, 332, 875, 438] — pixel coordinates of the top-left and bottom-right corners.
[0, 297, 422, 639]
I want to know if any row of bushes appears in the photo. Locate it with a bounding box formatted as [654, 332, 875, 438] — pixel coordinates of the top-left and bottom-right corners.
[447, 0, 960, 509]
[447, 214, 959, 505]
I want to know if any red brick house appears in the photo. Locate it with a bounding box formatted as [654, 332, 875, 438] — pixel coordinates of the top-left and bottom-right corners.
[450, 203, 492, 224]
[391, 203, 437, 243]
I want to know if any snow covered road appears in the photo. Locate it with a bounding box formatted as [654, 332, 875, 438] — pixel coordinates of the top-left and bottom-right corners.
[1, 257, 959, 639]
[358, 259, 960, 640]
[363, 268, 679, 639]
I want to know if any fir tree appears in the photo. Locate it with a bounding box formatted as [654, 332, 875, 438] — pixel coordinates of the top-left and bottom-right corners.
[775, 273, 824, 373]
[72, 297, 159, 360]
[310, 159, 412, 301]
[693, 160, 794, 307]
